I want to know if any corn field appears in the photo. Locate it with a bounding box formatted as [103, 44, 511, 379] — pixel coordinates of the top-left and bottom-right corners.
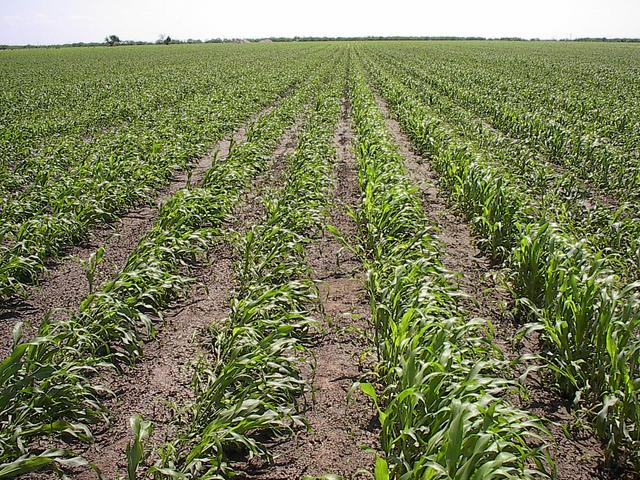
[0, 41, 638, 479]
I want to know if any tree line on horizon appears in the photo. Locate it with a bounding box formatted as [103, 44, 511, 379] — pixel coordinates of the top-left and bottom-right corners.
[2, 34, 639, 49]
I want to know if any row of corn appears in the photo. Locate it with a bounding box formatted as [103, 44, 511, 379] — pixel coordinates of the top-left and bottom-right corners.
[0, 64, 326, 477]
[361, 52, 640, 469]
[347, 64, 551, 479]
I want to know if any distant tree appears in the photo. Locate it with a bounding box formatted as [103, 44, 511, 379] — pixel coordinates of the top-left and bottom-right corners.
[157, 34, 172, 45]
[104, 34, 120, 46]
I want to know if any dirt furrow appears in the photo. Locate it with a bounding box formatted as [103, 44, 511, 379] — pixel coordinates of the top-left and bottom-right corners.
[0, 103, 280, 359]
[230, 112, 308, 233]
[372, 92, 613, 480]
[64, 116, 308, 479]
[246, 97, 379, 480]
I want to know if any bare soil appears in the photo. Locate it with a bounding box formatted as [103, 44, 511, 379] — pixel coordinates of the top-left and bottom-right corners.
[0, 105, 277, 359]
[245, 96, 380, 480]
[230, 111, 308, 232]
[372, 92, 618, 480]
[76, 244, 236, 479]
[21, 136, 240, 480]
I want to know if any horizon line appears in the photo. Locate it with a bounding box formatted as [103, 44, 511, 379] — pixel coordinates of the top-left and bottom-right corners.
[3, 34, 640, 48]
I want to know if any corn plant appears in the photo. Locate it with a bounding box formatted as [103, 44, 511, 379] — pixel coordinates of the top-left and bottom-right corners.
[152, 67, 343, 479]
[361, 49, 640, 469]
[78, 246, 105, 294]
[0, 63, 328, 475]
[0, 44, 332, 303]
[349, 64, 551, 479]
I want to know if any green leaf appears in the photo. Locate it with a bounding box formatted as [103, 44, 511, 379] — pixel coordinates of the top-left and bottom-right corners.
[374, 456, 389, 480]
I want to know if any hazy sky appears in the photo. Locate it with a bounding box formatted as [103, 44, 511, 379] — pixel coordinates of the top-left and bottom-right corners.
[1, 0, 639, 45]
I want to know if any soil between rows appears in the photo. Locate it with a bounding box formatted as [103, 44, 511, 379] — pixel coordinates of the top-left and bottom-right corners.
[244, 95, 380, 479]
[230, 109, 309, 233]
[371, 91, 616, 480]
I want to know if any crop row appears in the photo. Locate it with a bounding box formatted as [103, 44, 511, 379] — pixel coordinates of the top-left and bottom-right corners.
[0, 47, 333, 302]
[0, 62, 325, 476]
[347, 62, 551, 479]
[361, 48, 640, 282]
[0, 45, 325, 169]
[364, 42, 640, 197]
[0, 49, 302, 213]
[361, 51, 640, 469]
[135, 62, 344, 479]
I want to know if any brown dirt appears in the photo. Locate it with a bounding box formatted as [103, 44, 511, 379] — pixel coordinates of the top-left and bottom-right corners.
[372, 92, 618, 480]
[76, 243, 236, 479]
[245, 96, 380, 480]
[230, 111, 308, 232]
[0, 105, 276, 359]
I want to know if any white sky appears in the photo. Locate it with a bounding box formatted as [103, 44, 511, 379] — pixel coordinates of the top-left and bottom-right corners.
[1, 0, 639, 45]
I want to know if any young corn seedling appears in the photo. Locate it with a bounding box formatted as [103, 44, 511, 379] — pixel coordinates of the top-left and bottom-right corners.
[79, 246, 105, 294]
